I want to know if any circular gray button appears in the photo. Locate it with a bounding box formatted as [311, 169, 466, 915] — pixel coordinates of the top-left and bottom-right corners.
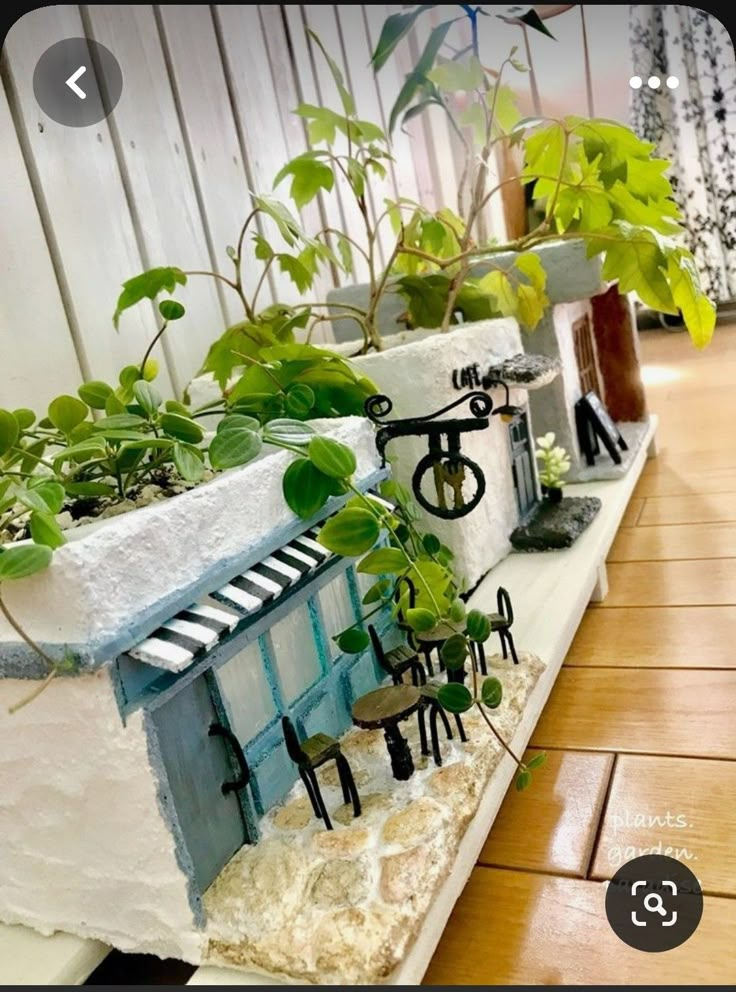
[605, 855, 703, 952]
[33, 38, 122, 127]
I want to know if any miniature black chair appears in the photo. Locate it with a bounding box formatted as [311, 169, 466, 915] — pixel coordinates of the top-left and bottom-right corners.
[368, 624, 426, 686]
[476, 586, 520, 672]
[281, 716, 361, 831]
[416, 681, 468, 767]
[395, 575, 462, 677]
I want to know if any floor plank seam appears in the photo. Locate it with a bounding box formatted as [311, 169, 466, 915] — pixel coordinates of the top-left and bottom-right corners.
[583, 753, 618, 880]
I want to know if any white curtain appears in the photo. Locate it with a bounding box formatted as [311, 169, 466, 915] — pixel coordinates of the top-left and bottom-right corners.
[629, 5, 736, 303]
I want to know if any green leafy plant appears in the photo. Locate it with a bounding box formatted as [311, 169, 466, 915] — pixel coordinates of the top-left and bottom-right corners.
[316, 477, 544, 790]
[269, 17, 714, 352]
[535, 432, 571, 491]
[366, 5, 715, 348]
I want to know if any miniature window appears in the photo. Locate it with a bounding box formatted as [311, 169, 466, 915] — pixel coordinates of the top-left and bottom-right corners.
[318, 572, 358, 659]
[215, 638, 275, 741]
[268, 603, 323, 702]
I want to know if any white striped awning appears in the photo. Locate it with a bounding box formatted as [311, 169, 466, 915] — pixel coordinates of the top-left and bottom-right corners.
[127, 527, 336, 673]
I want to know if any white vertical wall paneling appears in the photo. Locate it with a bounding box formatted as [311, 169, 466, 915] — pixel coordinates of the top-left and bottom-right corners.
[361, 5, 422, 204]
[212, 5, 303, 306]
[2, 5, 174, 394]
[334, 4, 398, 269]
[294, 5, 372, 284]
[256, 5, 336, 341]
[156, 4, 269, 327]
[84, 5, 228, 393]
[0, 84, 84, 410]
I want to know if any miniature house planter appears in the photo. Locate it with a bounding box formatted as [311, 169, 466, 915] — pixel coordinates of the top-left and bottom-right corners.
[342, 319, 569, 589]
[327, 238, 653, 485]
[0, 417, 394, 962]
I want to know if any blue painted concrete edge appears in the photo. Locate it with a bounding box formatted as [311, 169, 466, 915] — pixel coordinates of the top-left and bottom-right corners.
[0, 468, 389, 681]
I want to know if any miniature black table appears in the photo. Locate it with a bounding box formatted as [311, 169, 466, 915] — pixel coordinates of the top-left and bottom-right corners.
[351, 685, 421, 780]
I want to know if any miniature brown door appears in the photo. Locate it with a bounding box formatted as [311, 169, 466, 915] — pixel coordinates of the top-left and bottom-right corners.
[572, 314, 603, 398]
[150, 672, 251, 893]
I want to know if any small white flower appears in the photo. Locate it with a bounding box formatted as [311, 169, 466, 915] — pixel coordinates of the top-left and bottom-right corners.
[535, 432, 556, 450]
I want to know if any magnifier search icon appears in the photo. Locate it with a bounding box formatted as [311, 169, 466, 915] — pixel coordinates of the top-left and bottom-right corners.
[644, 892, 667, 916]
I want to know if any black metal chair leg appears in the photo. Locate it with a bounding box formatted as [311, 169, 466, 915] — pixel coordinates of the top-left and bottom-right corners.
[423, 647, 434, 677]
[309, 769, 332, 830]
[335, 755, 351, 805]
[506, 630, 520, 665]
[411, 660, 427, 686]
[417, 705, 429, 756]
[429, 706, 443, 767]
[300, 768, 321, 818]
[499, 630, 509, 660]
[476, 640, 488, 675]
[337, 754, 361, 818]
[455, 713, 468, 742]
[435, 701, 453, 741]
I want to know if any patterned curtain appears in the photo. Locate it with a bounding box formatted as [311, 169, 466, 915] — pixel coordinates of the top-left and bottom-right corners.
[629, 5, 736, 304]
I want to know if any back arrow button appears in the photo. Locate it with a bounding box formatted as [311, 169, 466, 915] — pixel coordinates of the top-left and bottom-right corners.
[65, 65, 87, 100]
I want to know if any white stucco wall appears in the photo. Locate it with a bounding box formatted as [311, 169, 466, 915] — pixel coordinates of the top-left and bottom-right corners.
[0, 417, 382, 655]
[351, 319, 524, 590]
[0, 669, 202, 961]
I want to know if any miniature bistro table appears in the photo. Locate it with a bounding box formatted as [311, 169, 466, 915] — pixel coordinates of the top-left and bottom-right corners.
[351, 684, 421, 780]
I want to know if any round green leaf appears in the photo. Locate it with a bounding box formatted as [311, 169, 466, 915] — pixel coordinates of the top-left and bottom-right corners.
[133, 380, 162, 415]
[165, 399, 191, 416]
[515, 769, 532, 792]
[318, 508, 380, 556]
[361, 578, 392, 605]
[218, 414, 261, 434]
[285, 383, 316, 418]
[357, 547, 407, 575]
[29, 511, 66, 550]
[526, 752, 547, 770]
[440, 633, 468, 670]
[69, 422, 95, 444]
[173, 442, 205, 482]
[142, 359, 159, 382]
[264, 418, 316, 446]
[334, 628, 370, 654]
[48, 395, 88, 435]
[422, 533, 441, 555]
[12, 408, 36, 431]
[31, 481, 65, 515]
[437, 682, 474, 714]
[104, 392, 127, 416]
[209, 428, 262, 470]
[159, 413, 204, 444]
[0, 544, 53, 581]
[78, 381, 113, 410]
[405, 607, 437, 632]
[308, 435, 357, 479]
[282, 458, 331, 518]
[159, 299, 186, 321]
[449, 598, 467, 623]
[0, 410, 20, 456]
[466, 608, 492, 642]
[480, 676, 503, 709]
[17, 488, 53, 514]
[118, 365, 141, 390]
[94, 413, 147, 431]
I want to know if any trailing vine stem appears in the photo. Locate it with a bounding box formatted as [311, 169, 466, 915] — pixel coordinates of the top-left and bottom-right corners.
[0, 588, 62, 714]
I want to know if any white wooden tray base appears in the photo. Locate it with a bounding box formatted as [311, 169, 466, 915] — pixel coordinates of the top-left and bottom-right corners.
[1, 418, 656, 987]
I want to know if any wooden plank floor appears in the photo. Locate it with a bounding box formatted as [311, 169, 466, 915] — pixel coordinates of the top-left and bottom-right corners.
[426, 326, 736, 984]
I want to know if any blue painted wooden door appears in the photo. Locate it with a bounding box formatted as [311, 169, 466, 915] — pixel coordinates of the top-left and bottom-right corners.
[509, 412, 538, 519]
[150, 674, 249, 893]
